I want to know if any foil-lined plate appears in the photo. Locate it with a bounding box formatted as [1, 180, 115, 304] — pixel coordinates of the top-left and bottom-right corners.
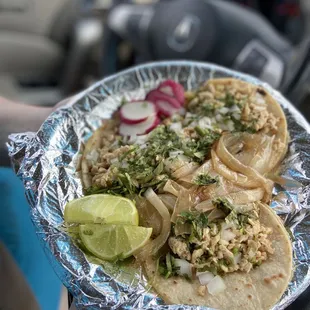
[7, 61, 310, 310]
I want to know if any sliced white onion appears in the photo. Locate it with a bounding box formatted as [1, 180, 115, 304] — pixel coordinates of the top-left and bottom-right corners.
[229, 105, 241, 113]
[226, 120, 235, 132]
[207, 275, 226, 296]
[188, 120, 198, 128]
[198, 117, 213, 130]
[232, 112, 241, 120]
[110, 158, 119, 164]
[164, 154, 190, 172]
[128, 135, 137, 144]
[255, 105, 267, 112]
[177, 154, 190, 162]
[169, 150, 184, 158]
[174, 259, 192, 278]
[215, 114, 223, 122]
[163, 179, 182, 196]
[195, 200, 215, 212]
[234, 253, 242, 265]
[255, 93, 266, 105]
[178, 107, 186, 115]
[208, 208, 225, 221]
[141, 188, 171, 256]
[210, 117, 217, 124]
[185, 112, 194, 119]
[221, 229, 236, 242]
[170, 122, 182, 133]
[122, 135, 129, 144]
[158, 194, 177, 213]
[86, 149, 99, 162]
[172, 162, 199, 179]
[219, 107, 229, 115]
[140, 143, 147, 149]
[197, 271, 215, 285]
[221, 222, 234, 231]
[135, 135, 148, 145]
[121, 161, 128, 168]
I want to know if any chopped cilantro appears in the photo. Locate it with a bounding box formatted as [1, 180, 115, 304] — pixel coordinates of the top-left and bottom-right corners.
[212, 198, 250, 228]
[197, 265, 218, 275]
[212, 198, 234, 216]
[120, 97, 127, 107]
[117, 173, 138, 195]
[158, 253, 180, 278]
[178, 211, 209, 240]
[224, 93, 236, 107]
[253, 260, 262, 267]
[193, 173, 219, 186]
[232, 247, 239, 255]
[237, 214, 249, 226]
[84, 185, 106, 196]
[184, 129, 220, 162]
[232, 116, 257, 133]
[218, 258, 231, 266]
[194, 126, 206, 137]
[285, 227, 295, 241]
[84, 180, 135, 197]
[153, 161, 164, 176]
[201, 103, 216, 116]
[86, 123, 220, 196]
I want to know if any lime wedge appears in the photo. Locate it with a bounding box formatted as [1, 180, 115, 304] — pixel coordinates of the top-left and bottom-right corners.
[79, 224, 152, 260]
[64, 194, 139, 225]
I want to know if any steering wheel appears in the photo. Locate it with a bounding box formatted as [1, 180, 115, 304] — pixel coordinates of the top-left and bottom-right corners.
[104, 0, 310, 107]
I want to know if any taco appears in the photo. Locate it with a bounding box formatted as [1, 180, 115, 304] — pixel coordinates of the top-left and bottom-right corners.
[200, 78, 288, 172]
[80, 119, 120, 190]
[76, 77, 292, 309]
[81, 78, 289, 195]
[142, 202, 292, 310]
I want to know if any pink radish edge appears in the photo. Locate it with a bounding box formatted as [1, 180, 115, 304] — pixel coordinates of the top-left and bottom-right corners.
[119, 114, 160, 136]
[145, 117, 161, 133]
[158, 80, 185, 105]
[146, 89, 181, 108]
[120, 100, 157, 125]
[156, 100, 180, 117]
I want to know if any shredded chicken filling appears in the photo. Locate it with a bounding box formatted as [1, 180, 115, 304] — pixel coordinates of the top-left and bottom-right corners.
[167, 201, 274, 276]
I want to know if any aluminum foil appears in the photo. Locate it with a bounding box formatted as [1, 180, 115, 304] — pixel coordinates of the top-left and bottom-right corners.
[7, 61, 310, 310]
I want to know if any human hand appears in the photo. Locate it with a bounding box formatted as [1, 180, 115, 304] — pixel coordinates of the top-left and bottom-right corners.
[0, 95, 77, 166]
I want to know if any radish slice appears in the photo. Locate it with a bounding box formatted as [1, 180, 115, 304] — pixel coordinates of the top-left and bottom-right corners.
[158, 80, 185, 105]
[119, 114, 160, 136]
[159, 85, 174, 97]
[120, 100, 157, 124]
[146, 89, 181, 108]
[157, 100, 180, 117]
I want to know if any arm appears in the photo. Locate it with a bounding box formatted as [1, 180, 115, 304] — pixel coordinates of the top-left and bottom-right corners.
[0, 242, 40, 310]
[0, 97, 53, 166]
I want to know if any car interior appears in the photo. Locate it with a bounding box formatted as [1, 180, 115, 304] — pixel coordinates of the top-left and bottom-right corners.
[0, 0, 309, 309]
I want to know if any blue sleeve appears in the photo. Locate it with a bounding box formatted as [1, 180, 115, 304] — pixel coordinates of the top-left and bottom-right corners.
[0, 168, 62, 310]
